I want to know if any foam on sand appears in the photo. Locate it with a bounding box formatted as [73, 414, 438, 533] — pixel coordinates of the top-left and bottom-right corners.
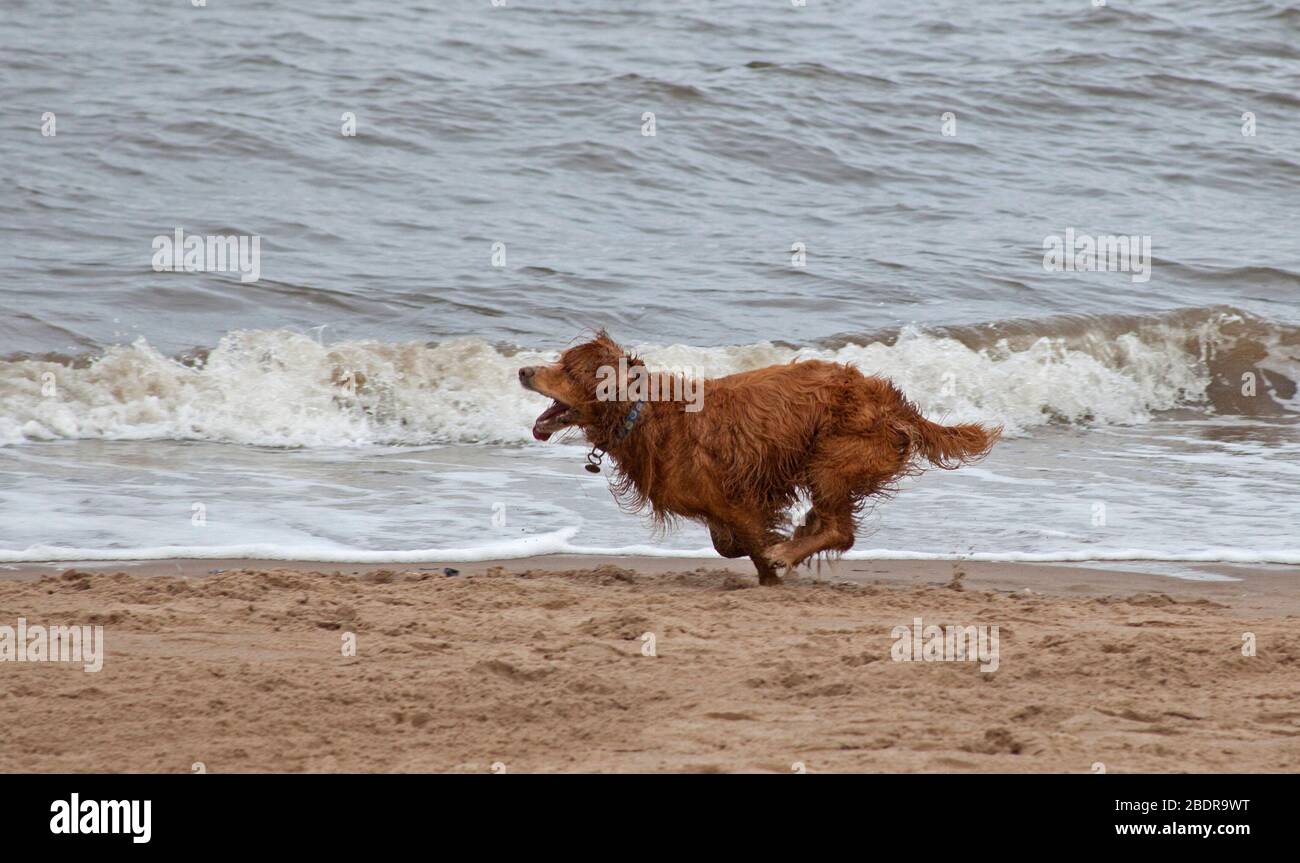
[5, 533, 1299, 566]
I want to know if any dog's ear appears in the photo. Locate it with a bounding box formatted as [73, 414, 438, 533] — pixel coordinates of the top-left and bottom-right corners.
[586, 330, 625, 364]
[594, 330, 645, 367]
[562, 331, 624, 377]
[592, 329, 620, 354]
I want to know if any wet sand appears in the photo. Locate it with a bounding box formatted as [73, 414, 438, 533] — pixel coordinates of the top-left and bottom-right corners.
[1, 556, 1298, 773]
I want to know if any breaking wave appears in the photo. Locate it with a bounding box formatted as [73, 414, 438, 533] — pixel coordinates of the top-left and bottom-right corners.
[1, 306, 1295, 447]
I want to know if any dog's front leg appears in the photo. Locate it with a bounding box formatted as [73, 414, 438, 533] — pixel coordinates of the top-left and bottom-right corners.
[700, 505, 785, 586]
[750, 553, 783, 586]
[708, 522, 750, 559]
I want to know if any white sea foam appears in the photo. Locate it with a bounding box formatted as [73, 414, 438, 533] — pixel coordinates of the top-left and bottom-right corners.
[0, 314, 1239, 447]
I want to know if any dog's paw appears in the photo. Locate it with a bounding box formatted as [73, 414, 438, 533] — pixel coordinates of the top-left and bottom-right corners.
[761, 541, 800, 570]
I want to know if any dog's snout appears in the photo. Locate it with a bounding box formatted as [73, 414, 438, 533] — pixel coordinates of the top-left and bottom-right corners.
[518, 366, 536, 383]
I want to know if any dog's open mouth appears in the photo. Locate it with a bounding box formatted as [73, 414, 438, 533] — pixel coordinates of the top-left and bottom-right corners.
[532, 400, 574, 441]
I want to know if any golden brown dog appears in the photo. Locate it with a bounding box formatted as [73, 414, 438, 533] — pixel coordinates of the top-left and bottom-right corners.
[519, 332, 999, 585]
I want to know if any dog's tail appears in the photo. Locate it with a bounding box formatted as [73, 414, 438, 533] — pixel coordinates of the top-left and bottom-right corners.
[895, 409, 1001, 470]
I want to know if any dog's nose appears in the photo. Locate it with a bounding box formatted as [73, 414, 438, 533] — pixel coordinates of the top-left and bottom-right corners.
[518, 366, 536, 383]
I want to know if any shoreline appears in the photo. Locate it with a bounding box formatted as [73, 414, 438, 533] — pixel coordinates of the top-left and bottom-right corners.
[4, 554, 1298, 613]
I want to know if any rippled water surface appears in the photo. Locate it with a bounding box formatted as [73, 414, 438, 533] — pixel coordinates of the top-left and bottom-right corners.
[1, 1, 1298, 564]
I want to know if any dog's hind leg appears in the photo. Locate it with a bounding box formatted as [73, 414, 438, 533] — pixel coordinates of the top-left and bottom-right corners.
[762, 500, 854, 570]
[762, 437, 871, 569]
[791, 509, 822, 541]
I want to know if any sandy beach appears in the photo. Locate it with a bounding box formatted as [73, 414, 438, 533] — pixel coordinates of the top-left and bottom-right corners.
[2, 556, 1297, 773]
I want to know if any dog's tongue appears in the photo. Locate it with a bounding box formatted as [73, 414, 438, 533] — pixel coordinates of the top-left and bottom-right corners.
[531, 401, 567, 441]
